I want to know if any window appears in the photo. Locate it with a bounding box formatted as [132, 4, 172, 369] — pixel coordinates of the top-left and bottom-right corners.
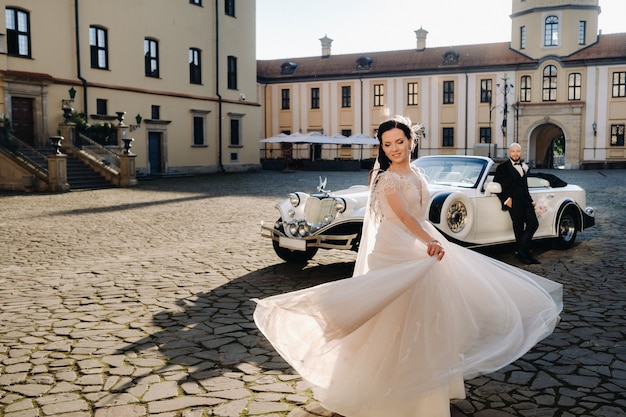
[189, 0, 202, 5]
[225, 0, 235, 17]
[568, 73, 582, 100]
[578, 21, 586, 45]
[610, 125, 625, 146]
[90, 26, 108, 69]
[407, 82, 419, 106]
[520, 26, 526, 50]
[443, 81, 454, 104]
[151, 105, 160, 120]
[373, 84, 384, 107]
[341, 86, 351, 108]
[144, 38, 159, 78]
[612, 72, 626, 98]
[230, 118, 240, 146]
[479, 127, 492, 144]
[6, 8, 30, 57]
[310, 88, 320, 109]
[341, 129, 352, 137]
[442, 128, 454, 147]
[544, 16, 559, 46]
[281, 89, 290, 110]
[189, 48, 201, 84]
[480, 79, 492, 103]
[193, 116, 205, 145]
[520, 76, 532, 102]
[227, 56, 237, 89]
[542, 65, 557, 101]
[96, 99, 108, 115]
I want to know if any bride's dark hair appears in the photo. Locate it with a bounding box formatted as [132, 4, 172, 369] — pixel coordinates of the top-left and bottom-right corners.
[374, 116, 422, 172]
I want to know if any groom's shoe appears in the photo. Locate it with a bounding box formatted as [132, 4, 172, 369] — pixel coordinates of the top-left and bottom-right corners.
[515, 250, 537, 265]
[526, 253, 541, 264]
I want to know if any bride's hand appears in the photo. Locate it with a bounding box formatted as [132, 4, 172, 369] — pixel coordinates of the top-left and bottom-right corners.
[427, 239, 445, 261]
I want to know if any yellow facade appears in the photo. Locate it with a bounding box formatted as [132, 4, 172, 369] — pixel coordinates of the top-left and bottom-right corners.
[257, 0, 626, 169]
[1, 0, 260, 175]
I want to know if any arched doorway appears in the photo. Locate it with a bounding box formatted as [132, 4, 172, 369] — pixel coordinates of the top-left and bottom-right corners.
[529, 123, 566, 169]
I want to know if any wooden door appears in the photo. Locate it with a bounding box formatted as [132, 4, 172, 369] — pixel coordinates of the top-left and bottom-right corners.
[148, 132, 162, 174]
[11, 97, 35, 146]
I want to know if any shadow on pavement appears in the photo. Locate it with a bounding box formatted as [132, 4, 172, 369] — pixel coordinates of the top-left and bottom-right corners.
[111, 261, 354, 391]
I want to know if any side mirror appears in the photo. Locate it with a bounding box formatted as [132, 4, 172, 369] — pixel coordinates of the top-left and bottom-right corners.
[485, 181, 502, 196]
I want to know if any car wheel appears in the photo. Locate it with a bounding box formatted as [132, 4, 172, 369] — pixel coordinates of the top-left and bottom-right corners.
[272, 218, 319, 263]
[439, 193, 474, 240]
[554, 207, 578, 249]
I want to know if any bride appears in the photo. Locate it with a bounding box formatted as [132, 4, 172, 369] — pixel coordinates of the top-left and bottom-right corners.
[254, 116, 562, 417]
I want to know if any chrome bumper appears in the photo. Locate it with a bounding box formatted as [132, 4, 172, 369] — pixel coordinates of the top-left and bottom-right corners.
[261, 223, 359, 251]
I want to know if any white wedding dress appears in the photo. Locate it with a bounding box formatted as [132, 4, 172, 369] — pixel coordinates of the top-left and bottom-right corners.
[254, 167, 562, 417]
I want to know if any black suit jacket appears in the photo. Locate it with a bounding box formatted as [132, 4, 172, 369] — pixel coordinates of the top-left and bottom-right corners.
[493, 160, 534, 211]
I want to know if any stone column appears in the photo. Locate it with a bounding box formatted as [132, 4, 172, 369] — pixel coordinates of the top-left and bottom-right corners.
[119, 153, 137, 187]
[47, 153, 70, 192]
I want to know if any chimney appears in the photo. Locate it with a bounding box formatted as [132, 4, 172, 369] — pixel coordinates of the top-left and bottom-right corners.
[414, 27, 428, 51]
[320, 35, 333, 58]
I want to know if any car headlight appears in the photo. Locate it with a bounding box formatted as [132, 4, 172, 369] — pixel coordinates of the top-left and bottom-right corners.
[289, 193, 300, 207]
[335, 198, 346, 213]
[298, 222, 310, 237]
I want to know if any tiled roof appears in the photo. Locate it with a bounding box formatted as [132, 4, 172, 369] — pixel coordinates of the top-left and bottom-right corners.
[257, 32, 626, 83]
[562, 32, 626, 63]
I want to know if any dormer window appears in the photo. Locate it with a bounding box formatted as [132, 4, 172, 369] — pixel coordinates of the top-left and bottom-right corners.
[280, 61, 298, 75]
[356, 56, 373, 70]
[442, 50, 459, 65]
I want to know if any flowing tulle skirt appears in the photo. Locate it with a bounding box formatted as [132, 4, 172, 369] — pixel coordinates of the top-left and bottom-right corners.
[254, 220, 562, 417]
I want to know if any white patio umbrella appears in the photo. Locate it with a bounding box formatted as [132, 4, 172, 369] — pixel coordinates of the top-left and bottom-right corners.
[260, 132, 289, 143]
[348, 133, 378, 145]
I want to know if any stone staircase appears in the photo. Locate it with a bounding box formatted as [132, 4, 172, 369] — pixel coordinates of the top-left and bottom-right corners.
[65, 152, 113, 190]
[38, 149, 113, 190]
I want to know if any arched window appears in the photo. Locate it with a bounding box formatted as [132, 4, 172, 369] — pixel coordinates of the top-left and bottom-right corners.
[544, 16, 559, 46]
[542, 65, 557, 101]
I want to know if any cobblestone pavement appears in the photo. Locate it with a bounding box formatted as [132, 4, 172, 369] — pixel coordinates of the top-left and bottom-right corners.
[0, 168, 624, 417]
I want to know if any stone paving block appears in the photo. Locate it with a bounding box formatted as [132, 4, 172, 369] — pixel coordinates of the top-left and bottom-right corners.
[210, 398, 248, 417]
[147, 396, 224, 414]
[93, 404, 147, 417]
[40, 398, 89, 415]
[141, 381, 179, 402]
[4, 398, 36, 412]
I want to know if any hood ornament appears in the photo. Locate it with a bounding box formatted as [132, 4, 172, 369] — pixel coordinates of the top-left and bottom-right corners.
[317, 176, 329, 193]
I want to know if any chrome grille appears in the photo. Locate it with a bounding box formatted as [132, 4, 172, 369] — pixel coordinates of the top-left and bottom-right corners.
[304, 198, 338, 229]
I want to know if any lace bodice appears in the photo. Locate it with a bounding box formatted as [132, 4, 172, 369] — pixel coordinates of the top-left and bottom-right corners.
[370, 166, 429, 224]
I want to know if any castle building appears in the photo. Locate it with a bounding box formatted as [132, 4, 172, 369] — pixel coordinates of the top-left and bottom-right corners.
[257, 0, 626, 169]
[1, 0, 261, 182]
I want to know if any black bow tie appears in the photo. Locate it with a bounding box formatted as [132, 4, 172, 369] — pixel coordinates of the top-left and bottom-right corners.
[513, 162, 521, 165]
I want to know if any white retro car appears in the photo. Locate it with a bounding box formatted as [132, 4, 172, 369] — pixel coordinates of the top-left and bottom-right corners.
[262, 155, 595, 263]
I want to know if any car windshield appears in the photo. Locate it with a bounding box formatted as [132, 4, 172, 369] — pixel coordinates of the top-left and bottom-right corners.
[412, 157, 487, 188]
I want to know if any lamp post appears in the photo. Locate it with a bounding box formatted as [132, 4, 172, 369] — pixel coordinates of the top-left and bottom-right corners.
[497, 76, 514, 147]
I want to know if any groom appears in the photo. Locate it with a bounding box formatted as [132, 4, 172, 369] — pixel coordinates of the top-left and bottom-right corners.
[493, 143, 540, 264]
